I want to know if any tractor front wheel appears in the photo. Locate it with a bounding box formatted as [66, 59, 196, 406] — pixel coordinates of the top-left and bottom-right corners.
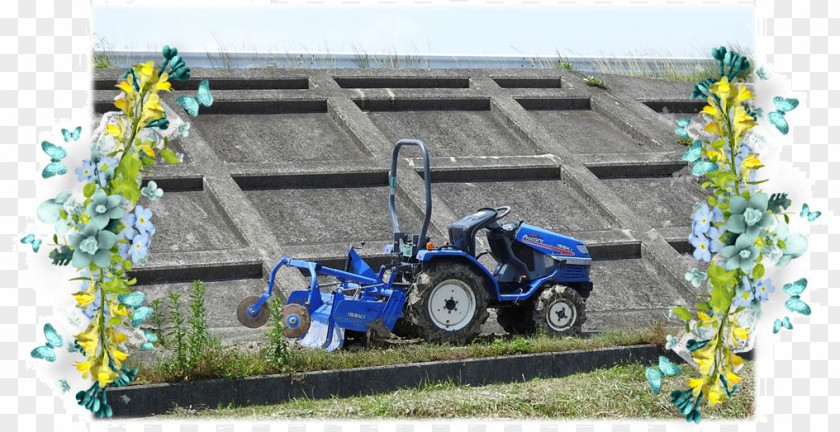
[406, 262, 489, 344]
[533, 284, 586, 336]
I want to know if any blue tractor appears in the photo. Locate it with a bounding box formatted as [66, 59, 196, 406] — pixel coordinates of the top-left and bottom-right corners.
[237, 139, 593, 350]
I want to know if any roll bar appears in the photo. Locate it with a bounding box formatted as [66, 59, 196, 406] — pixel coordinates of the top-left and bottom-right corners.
[389, 139, 432, 259]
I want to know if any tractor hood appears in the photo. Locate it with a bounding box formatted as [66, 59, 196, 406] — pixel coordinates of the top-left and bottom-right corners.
[515, 223, 591, 262]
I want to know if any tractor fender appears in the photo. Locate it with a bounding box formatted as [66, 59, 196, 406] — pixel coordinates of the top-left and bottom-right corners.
[415, 249, 500, 300]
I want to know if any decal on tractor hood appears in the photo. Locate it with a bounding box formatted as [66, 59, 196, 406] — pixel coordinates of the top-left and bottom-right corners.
[520, 233, 575, 256]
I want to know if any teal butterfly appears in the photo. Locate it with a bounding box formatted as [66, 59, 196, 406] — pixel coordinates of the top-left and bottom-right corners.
[773, 316, 793, 334]
[767, 96, 799, 135]
[681, 140, 702, 163]
[30, 323, 64, 362]
[783, 278, 811, 316]
[61, 126, 81, 142]
[20, 233, 42, 253]
[178, 121, 190, 138]
[176, 79, 213, 117]
[57, 379, 71, 393]
[118, 291, 145, 307]
[675, 118, 691, 139]
[755, 65, 772, 80]
[131, 306, 154, 327]
[645, 356, 683, 394]
[691, 160, 718, 177]
[41, 141, 67, 178]
[800, 203, 821, 222]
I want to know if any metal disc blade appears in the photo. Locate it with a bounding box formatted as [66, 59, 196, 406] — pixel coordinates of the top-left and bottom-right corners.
[280, 304, 311, 338]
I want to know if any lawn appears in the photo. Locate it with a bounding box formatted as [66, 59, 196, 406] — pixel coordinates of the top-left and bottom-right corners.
[167, 361, 754, 420]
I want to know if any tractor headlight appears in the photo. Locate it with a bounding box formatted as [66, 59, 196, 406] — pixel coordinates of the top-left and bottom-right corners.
[576, 244, 589, 255]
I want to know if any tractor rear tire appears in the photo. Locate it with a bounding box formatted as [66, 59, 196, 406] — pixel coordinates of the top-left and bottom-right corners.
[406, 262, 490, 344]
[533, 284, 586, 337]
[496, 302, 537, 335]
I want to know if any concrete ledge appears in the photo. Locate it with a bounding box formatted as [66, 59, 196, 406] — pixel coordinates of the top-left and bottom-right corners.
[108, 344, 660, 417]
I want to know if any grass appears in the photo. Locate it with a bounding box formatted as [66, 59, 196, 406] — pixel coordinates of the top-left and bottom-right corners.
[91, 36, 751, 83]
[167, 361, 754, 419]
[131, 323, 670, 385]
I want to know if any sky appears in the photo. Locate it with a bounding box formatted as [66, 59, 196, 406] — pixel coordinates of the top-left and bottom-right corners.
[93, 4, 755, 58]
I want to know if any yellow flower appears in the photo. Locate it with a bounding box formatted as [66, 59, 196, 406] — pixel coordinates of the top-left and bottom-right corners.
[155, 72, 172, 93]
[709, 76, 735, 111]
[733, 105, 757, 139]
[133, 61, 155, 90]
[726, 371, 741, 385]
[689, 377, 706, 396]
[72, 283, 96, 307]
[139, 93, 165, 127]
[707, 381, 725, 406]
[75, 361, 91, 379]
[741, 154, 764, 181]
[96, 368, 117, 388]
[731, 325, 750, 340]
[737, 83, 752, 102]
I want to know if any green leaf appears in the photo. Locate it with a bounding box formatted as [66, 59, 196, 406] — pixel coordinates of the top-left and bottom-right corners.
[672, 306, 693, 321]
[710, 283, 733, 312]
[160, 148, 180, 164]
[784, 214, 790, 224]
[707, 196, 718, 207]
[117, 153, 142, 181]
[83, 182, 96, 198]
[753, 263, 765, 279]
[108, 317, 123, 326]
[111, 178, 140, 204]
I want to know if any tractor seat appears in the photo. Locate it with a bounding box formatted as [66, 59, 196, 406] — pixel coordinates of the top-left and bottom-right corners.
[448, 208, 498, 256]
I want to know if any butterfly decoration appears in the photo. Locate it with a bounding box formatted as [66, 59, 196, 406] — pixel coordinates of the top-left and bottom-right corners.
[41, 141, 67, 179]
[118, 291, 145, 308]
[690, 160, 718, 177]
[61, 126, 81, 142]
[20, 233, 42, 253]
[178, 121, 191, 138]
[140, 181, 164, 202]
[645, 356, 683, 394]
[131, 306, 154, 327]
[176, 79, 213, 117]
[783, 278, 811, 316]
[57, 379, 71, 394]
[755, 65, 772, 80]
[773, 316, 793, 334]
[140, 330, 157, 351]
[675, 118, 691, 140]
[767, 96, 799, 135]
[30, 323, 64, 362]
[800, 203, 822, 222]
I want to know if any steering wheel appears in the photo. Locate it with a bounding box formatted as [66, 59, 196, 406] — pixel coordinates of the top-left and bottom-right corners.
[493, 206, 511, 221]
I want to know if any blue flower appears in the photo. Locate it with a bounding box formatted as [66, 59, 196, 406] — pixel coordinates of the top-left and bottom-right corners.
[690, 234, 711, 262]
[721, 233, 760, 272]
[75, 160, 95, 182]
[96, 156, 119, 186]
[711, 207, 723, 224]
[754, 278, 775, 302]
[665, 335, 678, 350]
[732, 276, 755, 307]
[692, 204, 714, 235]
[707, 226, 724, 253]
[132, 206, 155, 235]
[129, 232, 150, 263]
[68, 224, 118, 268]
[84, 189, 125, 230]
